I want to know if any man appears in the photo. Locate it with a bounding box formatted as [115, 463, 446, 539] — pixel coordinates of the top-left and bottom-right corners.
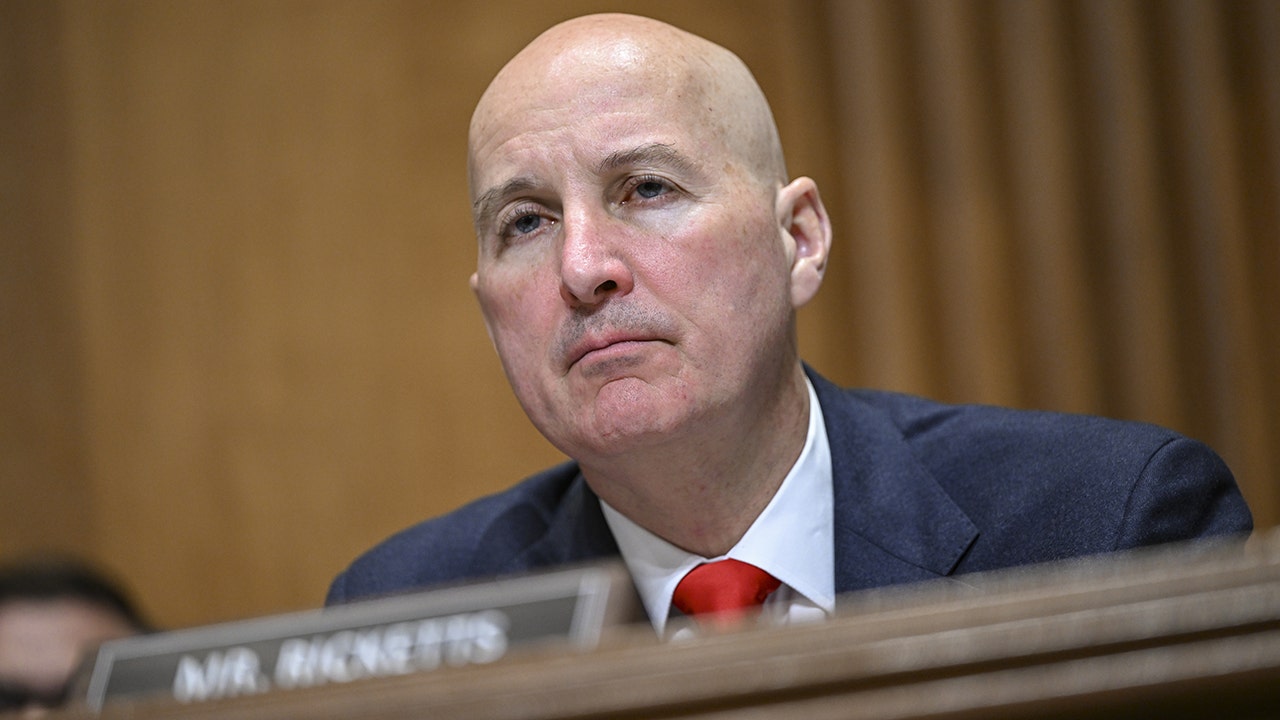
[0, 557, 148, 714]
[327, 14, 1251, 635]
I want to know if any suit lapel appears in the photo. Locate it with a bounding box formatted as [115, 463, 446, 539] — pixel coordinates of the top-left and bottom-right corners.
[808, 369, 979, 594]
[507, 471, 621, 573]
[502, 370, 978, 597]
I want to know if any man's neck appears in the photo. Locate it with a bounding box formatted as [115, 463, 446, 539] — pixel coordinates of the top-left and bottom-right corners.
[579, 367, 811, 557]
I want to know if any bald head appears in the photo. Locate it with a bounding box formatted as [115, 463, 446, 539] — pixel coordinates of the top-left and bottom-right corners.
[468, 13, 787, 206]
[463, 14, 832, 524]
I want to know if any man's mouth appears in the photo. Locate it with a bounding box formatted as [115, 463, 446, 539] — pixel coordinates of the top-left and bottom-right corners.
[567, 333, 662, 370]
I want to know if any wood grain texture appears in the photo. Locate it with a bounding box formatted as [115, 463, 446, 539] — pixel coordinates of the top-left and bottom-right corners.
[2, 0, 1276, 628]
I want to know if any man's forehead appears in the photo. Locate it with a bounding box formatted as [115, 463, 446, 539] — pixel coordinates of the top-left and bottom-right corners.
[468, 17, 709, 150]
[472, 39, 689, 139]
[514, 14, 694, 79]
[468, 50, 714, 208]
[543, 31, 656, 79]
[467, 14, 783, 209]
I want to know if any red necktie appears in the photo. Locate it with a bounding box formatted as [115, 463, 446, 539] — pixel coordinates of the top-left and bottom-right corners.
[672, 559, 781, 627]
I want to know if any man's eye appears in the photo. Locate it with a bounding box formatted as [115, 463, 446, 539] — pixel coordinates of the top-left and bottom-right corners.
[635, 180, 667, 199]
[623, 175, 673, 204]
[512, 213, 542, 235]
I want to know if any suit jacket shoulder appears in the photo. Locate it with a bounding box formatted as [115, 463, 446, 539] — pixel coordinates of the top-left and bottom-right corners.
[326, 461, 617, 605]
[328, 369, 1253, 606]
[809, 370, 1252, 593]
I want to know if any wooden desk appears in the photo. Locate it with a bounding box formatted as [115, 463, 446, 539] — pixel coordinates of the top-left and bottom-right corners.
[51, 531, 1280, 719]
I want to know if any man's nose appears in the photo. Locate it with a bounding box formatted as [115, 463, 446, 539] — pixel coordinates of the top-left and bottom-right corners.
[558, 208, 634, 307]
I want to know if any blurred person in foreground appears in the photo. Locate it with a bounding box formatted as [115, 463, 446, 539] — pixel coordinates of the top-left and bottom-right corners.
[327, 13, 1251, 636]
[0, 557, 148, 714]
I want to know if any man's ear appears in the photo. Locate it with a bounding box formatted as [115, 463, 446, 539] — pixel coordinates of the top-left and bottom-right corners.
[470, 271, 498, 349]
[777, 177, 832, 308]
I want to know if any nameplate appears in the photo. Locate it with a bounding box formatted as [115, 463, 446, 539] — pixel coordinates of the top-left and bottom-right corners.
[83, 562, 639, 710]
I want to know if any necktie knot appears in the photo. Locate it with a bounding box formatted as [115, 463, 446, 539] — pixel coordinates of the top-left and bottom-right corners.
[672, 559, 781, 627]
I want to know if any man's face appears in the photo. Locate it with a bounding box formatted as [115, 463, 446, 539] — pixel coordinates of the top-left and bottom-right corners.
[468, 38, 800, 463]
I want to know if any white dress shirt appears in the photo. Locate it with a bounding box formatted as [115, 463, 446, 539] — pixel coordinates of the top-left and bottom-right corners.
[601, 378, 835, 637]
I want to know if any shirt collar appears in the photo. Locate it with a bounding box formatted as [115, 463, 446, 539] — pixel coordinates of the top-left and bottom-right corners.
[601, 377, 835, 635]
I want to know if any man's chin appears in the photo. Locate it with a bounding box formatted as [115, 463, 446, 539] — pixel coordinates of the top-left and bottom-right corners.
[586, 394, 698, 453]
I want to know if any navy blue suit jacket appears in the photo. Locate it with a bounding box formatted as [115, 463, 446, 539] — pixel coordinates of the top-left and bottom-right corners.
[327, 369, 1252, 608]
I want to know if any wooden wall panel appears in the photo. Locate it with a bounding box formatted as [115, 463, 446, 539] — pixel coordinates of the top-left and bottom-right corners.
[996, 0, 1102, 414]
[1162, 0, 1275, 542]
[823, 0, 1279, 527]
[2, 0, 1275, 629]
[0, 0, 94, 557]
[915, 1, 1024, 407]
[827, 0, 942, 394]
[1, 0, 841, 628]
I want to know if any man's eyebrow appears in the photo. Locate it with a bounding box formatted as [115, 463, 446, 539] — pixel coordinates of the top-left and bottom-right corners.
[472, 176, 538, 229]
[596, 143, 700, 176]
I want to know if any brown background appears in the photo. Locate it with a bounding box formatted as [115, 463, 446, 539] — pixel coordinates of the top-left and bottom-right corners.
[3, 0, 1277, 630]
